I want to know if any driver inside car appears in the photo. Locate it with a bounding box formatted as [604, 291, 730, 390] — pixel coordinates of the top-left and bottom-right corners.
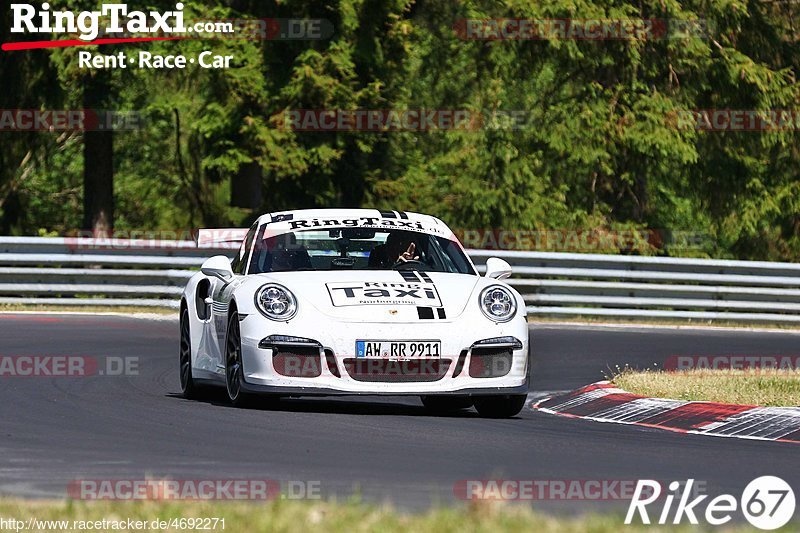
[368, 231, 420, 269]
[255, 233, 313, 272]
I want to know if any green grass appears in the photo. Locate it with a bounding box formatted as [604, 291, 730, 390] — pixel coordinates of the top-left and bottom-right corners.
[0, 499, 778, 532]
[613, 368, 800, 407]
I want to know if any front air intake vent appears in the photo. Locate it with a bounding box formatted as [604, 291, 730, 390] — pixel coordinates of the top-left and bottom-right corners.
[468, 348, 512, 378]
[343, 358, 451, 382]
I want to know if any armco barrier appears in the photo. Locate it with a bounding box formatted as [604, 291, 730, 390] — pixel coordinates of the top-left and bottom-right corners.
[0, 237, 798, 322]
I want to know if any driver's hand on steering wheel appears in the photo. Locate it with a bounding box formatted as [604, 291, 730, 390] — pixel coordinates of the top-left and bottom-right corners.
[397, 242, 419, 263]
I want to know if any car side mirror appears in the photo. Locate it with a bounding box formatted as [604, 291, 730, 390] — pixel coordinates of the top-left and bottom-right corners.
[484, 257, 512, 280]
[201, 255, 234, 282]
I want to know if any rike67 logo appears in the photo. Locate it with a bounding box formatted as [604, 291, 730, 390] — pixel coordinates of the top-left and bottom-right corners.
[626, 477, 795, 530]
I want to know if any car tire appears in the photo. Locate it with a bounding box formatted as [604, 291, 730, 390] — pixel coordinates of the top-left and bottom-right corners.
[473, 394, 527, 418]
[179, 307, 201, 399]
[225, 309, 257, 408]
[421, 395, 473, 414]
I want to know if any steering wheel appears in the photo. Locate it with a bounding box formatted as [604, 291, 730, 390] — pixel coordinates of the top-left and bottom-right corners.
[331, 257, 356, 269]
[392, 259, 426, 271]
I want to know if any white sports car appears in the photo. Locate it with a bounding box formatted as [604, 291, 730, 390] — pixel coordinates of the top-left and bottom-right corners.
[180, 208, 530, 417]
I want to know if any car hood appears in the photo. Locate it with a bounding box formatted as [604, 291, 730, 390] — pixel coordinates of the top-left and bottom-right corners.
[247, 270, 482, 323]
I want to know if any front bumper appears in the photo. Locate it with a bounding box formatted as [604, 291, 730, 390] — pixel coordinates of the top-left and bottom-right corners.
[238, 313, 529, 395]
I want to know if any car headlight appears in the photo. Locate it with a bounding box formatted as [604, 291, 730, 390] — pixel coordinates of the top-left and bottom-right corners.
[255, 284, 298, 321]
[478, 285, 517, 322]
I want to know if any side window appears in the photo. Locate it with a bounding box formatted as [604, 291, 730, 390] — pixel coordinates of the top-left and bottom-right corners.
[231, 223, 258, 275]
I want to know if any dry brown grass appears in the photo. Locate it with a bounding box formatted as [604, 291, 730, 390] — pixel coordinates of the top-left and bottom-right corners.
[613, 368, 800, 407]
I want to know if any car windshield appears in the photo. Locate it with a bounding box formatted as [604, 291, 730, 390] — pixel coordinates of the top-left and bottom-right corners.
[247, 227, 475, 275]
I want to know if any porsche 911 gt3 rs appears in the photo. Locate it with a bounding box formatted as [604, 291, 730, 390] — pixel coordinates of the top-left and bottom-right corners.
[180, 209, 530, 417]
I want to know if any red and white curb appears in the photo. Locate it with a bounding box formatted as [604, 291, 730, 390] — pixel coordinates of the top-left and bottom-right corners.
[532, 381, 800, 444]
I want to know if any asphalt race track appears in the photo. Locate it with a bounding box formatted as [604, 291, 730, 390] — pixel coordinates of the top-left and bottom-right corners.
[1, 313, 798, 512]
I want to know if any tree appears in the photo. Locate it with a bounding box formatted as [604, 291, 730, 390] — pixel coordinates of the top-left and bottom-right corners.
[82, 69, 114, 235]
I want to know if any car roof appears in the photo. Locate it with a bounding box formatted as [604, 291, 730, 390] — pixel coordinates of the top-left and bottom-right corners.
[253, 208, 454, 238]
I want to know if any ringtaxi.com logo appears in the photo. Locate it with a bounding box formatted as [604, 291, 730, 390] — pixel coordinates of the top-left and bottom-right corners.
[626, 477, 796, 530]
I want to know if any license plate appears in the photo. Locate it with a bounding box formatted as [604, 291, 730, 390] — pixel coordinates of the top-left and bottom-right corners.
[355, 340, 441, 359]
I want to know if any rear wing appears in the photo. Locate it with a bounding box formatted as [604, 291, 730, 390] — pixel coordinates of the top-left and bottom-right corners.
[196, 228, 249, 249]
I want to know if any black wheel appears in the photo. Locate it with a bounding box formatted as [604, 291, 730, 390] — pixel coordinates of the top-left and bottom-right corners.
[473, 394, 527, 418]
[421, 395, 472, 414]
[179, 307, 199, 399]
[225, 310, 254, 407]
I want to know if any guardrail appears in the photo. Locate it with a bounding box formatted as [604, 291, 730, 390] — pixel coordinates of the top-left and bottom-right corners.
[1, 237, 799, 322]
[0, 237, 209, 309]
